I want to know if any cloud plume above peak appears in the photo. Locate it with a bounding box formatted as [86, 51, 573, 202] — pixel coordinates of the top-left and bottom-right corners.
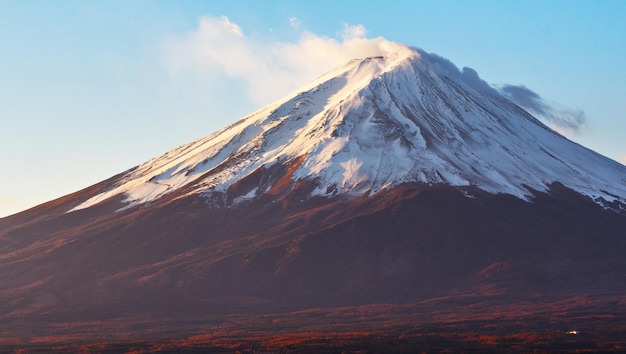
[163, 16, 587, 137]
[500, 84, 586, 133]
[163, 16, 411, 105]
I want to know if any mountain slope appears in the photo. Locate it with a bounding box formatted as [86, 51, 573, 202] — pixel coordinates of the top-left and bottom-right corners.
[1, 46, 626, 348]
[69, 48, 626, 213]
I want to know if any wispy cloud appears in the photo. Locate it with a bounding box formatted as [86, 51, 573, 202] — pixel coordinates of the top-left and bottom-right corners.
[499, 84, 586, 133]
[163, 16, 411, 105]
[404, 51, 585, 137]
[0, 198, 24, 211]
[163, 16, 586, 138]
[340, 23, 366, 40]
[288, 16, 301, 29]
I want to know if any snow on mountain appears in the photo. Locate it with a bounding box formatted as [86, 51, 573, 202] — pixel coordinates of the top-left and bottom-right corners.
[69, 47, 626, 213]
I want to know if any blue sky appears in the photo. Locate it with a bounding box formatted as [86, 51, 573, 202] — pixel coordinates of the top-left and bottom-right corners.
[1, 0, 625, 217]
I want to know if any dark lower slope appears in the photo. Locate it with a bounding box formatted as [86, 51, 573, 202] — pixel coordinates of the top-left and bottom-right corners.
[1, 182, 625, 339]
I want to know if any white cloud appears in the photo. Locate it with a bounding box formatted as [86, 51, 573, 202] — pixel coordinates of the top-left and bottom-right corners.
[163, 16, 411, 105]
[340, 23, 367, 41]
[220, 16, 244, 37]
[288, 16, 301, 29]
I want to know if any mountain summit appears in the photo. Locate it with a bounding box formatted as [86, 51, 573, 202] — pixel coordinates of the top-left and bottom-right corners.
[70, 48, 626, 213]
[2, 47, 626, 349]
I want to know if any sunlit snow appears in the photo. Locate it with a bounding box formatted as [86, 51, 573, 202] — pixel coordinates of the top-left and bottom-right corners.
[69, 47, 626, 213]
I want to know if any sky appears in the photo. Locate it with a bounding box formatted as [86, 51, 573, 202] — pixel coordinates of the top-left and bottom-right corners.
[1, 0, 625, 218]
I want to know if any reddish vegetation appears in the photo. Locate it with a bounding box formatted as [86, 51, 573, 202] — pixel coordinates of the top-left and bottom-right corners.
[2, 297, 626, 352]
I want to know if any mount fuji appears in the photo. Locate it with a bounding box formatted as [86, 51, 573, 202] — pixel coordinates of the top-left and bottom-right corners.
[69, 48, 626, 212]
[1, 46, 626, 350]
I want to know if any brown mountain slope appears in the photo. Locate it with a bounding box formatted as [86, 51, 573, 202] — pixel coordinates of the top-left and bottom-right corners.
[1, 181, 625, 326]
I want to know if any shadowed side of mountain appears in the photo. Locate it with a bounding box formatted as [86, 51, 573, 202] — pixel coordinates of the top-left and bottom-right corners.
[1, 181, 625, 327]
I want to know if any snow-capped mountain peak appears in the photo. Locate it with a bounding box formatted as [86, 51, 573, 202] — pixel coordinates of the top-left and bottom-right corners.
[69, 48, 626, 212]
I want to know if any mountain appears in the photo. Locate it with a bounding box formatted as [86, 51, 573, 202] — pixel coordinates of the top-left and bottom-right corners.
[69, 49, 626, 212]
[1, 47, 626, 350]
